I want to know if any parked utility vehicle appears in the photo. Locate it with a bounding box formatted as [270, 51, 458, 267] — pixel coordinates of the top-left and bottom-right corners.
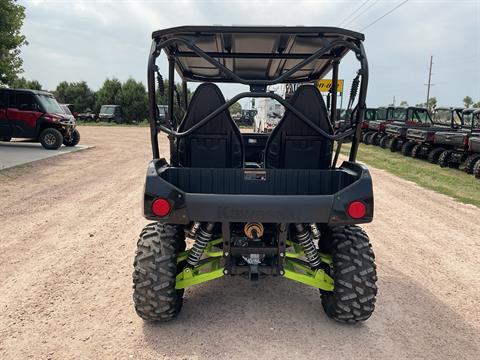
[133, 26, 377, 324]
[404, 107, 463, 163]
[77, 108, 97, 122]
[436, 108, 480, 170]
[384, 106, 433, 154]
[0, 89, 80, 149]
[343, 107, 373, 134]
[362, 106, 396, 146]
[98, 105, 123, 123]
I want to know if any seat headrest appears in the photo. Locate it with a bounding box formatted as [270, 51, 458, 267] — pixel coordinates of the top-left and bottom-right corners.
[179, 83, 231, 134]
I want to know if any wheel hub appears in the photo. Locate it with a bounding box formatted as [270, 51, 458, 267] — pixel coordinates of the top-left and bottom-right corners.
[44, 133, 56, 146]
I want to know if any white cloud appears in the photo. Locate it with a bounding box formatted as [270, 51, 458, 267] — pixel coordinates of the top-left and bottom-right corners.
[18, 0, 480, 106]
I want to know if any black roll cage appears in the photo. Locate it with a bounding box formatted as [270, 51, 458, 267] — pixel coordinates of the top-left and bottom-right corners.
[147, 30, 369, 164]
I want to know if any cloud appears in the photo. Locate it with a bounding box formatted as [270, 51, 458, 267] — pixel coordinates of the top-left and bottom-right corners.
[19, 0, 480, 106]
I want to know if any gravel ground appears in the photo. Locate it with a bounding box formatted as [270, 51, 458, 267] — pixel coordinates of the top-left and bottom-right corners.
[0, 126, 479, 360]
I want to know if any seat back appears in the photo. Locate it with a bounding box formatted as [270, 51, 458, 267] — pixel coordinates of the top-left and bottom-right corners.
[176, 83, 243, 168]
[265, 85, 333, 169]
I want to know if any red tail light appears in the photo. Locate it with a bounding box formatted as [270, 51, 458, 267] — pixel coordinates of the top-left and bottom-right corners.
[464, 136, 469, 149]
[347, 201, 367, 219]
[151, 198, 171, 217]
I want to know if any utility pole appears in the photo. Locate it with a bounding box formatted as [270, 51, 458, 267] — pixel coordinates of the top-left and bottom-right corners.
[426, 55, 434, 106]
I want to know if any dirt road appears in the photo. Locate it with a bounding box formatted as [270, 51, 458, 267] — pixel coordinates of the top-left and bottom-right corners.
[0, 126, 479, 360]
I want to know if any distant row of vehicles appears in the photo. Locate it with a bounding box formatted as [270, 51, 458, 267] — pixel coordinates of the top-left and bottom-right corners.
[360, 106, 480, 179]
[77, 105, 123, 123]
[231, 109, 258, 127]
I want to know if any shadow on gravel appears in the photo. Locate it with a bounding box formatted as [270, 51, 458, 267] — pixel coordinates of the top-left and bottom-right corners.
[141, 270, 479, 360]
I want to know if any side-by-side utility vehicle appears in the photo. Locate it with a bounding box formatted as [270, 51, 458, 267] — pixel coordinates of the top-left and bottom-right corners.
[98, 104, 123, 123]
[435, 108, 480, 171]
[362, 106, 396, 146]
[384, 106, 433, 154]
[0, 88, 80, 149]
[404, 107, 463, 163]
[133, 26, 377, 324]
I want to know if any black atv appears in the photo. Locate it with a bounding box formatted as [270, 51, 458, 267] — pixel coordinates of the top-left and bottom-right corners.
[404, 107, 463, 163]
[384, 107, 434, 155]
[435, 108, 480, 171]
[133, 26, 377, 324]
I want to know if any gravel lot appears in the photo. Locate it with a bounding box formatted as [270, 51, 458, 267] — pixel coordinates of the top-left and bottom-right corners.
[0, 126, 479, 359]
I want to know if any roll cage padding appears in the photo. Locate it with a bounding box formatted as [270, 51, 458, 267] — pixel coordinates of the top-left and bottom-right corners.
[176, 83, 244, 168]
[265, 85, 333, 169]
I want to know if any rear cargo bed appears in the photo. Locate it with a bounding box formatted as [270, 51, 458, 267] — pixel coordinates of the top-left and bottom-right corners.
[143, 161, 374, 224]
[160, 167, 356, 195]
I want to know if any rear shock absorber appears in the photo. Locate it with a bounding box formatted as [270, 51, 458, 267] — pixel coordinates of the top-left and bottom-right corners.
[295, 224, 321, 268]
[185, 221, 201, 239]
[186, 222, 215, 267]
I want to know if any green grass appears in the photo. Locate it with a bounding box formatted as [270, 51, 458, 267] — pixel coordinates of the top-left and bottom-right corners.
[341, 143, 480, 207]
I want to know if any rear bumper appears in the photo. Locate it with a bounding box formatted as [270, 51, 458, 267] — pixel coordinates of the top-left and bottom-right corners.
[406, 130, 428, 142]
[143, 160, 374, 225]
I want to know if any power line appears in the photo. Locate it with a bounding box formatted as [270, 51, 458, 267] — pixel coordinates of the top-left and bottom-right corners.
[343, 0, 379, 28]
[359, 0, 409, 32]
[338, 0, 370, 27]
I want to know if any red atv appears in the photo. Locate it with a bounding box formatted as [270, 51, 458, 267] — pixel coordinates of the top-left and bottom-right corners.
[0, 88, 80, 150]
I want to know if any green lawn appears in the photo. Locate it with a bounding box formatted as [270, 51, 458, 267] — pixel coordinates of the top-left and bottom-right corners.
[342, 143, 480, 207]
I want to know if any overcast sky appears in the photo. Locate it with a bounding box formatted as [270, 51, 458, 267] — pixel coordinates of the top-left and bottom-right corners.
[19, 0, 480, 107]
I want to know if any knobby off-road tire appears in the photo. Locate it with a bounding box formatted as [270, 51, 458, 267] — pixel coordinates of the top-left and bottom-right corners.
[40, 128, 63, 150]
[364, 132, 375, 145]
[63, 129, 81, 147]
[473, 159, 480, 179]
[133, 223, 186, 322]
[320, 225, 377, 324]
[411, 144, 422, 159]
[427, 147, 444, 164]
[388, 138, 398, 152]
[361, 132, 370, 143]
[438, 150, 453, 168]
[371, 133, 383, 146]
[379, 135, 389, 149]
[401, 141, 416, 157]
[463, 154, 480, 174]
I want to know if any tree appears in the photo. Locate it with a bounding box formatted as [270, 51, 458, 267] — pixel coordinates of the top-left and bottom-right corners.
[120, 78, 148, 122]
[95, 78, 122, 112]
[54, 81, 95, 112]
[473, 100, 480, 108]
[229, 101, 242, 115]
[416, 97, 437, 110]
[0, 0, 28, 86]
[399, 100, 408, 107]
[463, 96, 473, 108]
[426, 97, 437, 110]
[10, 77, 42, 90]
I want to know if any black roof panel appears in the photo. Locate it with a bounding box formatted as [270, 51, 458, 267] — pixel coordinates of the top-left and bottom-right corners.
[152, 26, 365, 83]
